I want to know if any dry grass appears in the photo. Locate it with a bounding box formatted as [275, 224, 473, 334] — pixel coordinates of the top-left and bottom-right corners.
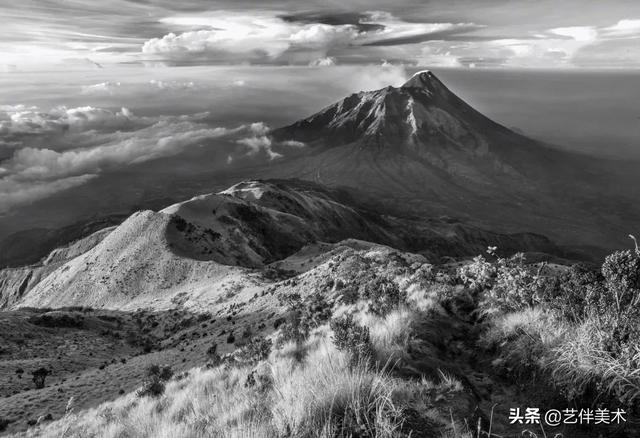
[483, 307, 640, 407]
[359, 307, 415, 363]
[28, 330, 418, 438]
[551, 318, 640, 406]
[26, 295, 478, 438]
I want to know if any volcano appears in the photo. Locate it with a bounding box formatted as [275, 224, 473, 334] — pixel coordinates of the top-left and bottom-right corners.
[267, 71, 640, 255]
[273, 70, 570, 187]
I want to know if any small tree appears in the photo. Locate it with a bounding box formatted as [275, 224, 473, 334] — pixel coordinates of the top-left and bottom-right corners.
[32, 368, 49, 389]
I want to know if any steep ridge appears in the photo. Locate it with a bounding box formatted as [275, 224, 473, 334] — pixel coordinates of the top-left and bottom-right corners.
[1, 179, 565, 310]
[0, 227, 114, 308]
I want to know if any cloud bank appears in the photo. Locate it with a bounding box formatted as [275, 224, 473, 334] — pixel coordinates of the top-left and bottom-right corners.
[0, 105, 281, 213]
[3, 1, 640, 69]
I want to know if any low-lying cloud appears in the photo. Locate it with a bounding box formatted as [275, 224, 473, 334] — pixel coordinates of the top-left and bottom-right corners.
[0, 106, 140, 136]
[0, 105, 281, 213]
[236, 122, 306, 160]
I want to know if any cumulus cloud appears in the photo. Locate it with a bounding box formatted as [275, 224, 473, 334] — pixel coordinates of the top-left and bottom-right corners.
[309, 56, 337, 67]
[236, 122, 282, 160]
[142, 13, 296, 63]
[235, 122, 307, 160]
[289, 24, 359, 49]
[141, 10, 480, 66]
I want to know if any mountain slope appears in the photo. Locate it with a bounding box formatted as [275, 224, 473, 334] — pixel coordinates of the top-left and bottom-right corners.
[1, 179, 565, 310]
[267, 71, 639, 253]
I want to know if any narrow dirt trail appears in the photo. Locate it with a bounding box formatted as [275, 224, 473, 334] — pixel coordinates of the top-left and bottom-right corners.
[396, 304, 609, 438]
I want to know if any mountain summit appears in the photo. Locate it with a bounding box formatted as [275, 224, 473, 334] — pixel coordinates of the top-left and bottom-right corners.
[273, 70, 526, 156]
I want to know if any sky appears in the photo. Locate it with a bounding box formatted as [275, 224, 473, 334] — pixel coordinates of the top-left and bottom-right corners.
[0, 1, 639, 239]
[1, 0, 640, 70]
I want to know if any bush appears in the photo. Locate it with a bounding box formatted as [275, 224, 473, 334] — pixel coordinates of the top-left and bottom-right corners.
[541, 263, 604, 321]
[234, 337, 272, 364]
[32, 367, 49, 389]
[587, 250, 640, 359]
[29, 312, 84, 328]
[137, 365, 173, 398]
[601, 250, 640, 316]
[277, 293, 333, 346]
[361, 277, 404, 316]
[0, 417, 10, 432]
[459, 249, 545, 314]
[330, 315, 373, 367]
[206, 342, 220, 361]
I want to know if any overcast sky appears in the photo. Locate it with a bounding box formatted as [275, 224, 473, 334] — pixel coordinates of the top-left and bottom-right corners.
[2, 0, 640, 70]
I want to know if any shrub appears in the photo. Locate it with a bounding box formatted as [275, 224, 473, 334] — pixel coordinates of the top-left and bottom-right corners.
[361, 277, 405, 316]
[263, 267, 296, 281]
[588, 250, 640, 359]
[32, 367, 49, 389]
[171, 215, 189, 232]
[601, 250, 640, 316]
[459, 249, 545, 314]
[235, 337, 273, 364]
[137, 365, 173, 398]
[206, 342, 220, 362]
[277, 293, 332, 346]
[330, 315, 373, 367]
[28, 312, 84, 328]
[541, 263, 604, 321]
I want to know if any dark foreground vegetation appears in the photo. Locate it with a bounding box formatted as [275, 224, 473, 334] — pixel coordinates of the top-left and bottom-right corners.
[12, 241, 640, 437]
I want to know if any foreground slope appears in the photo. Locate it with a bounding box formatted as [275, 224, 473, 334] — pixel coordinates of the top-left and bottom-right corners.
[9, 243, 640, 437]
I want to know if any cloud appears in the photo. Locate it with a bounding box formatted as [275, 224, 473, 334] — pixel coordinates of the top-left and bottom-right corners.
[80, 81, 123, 95]
[289, 24, 359, 49]
[81, 79, 199, 96]
[603, 19, 640, 38]
[0, 106, 140, 135]
[235, 122, 307, 160]
[141, 10, 480, 66]
[410, 17, 640, 69]
[309, 56, 337, 67]
[236, 122, 282, 160]
[549, 26, 598, 42]
[3, 2, 640, 70]
[0, 175, 97, 213]
[142, 13, 300, 63]
[0, 105, 256, 212]
[360, 11, 482, 46]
